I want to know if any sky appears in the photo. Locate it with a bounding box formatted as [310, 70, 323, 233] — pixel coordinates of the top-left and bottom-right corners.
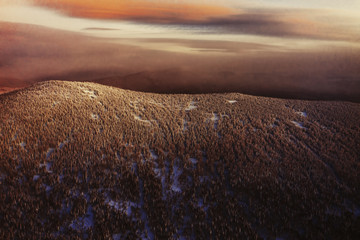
[0, 0, 359, 100]
[1, 0, 359, 43]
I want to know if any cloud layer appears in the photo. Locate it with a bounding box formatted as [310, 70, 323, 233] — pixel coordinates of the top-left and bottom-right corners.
[32, 0, 233, 22]
[181, 12, 359, 42]
[28, 0, 360, 42]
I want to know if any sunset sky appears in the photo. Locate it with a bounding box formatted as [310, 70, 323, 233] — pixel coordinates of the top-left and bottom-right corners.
[0, 0, 359, 99]
[1, 0, 359, 44]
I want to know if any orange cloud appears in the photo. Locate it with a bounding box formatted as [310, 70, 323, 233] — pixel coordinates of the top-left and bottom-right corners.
[32, 0, 235, 22]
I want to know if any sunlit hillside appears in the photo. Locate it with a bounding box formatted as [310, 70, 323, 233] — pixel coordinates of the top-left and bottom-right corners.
[1, 81, 359, 239]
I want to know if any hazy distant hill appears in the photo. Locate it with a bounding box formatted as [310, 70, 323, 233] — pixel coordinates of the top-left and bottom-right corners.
[2, 22, 360, 102]
[0, 81, 359, 239]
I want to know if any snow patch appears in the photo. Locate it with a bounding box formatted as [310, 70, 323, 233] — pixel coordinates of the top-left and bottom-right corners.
[149, 150, 158, 160]
[296, 111, 307, 117]
[291, 121, 307, 129]
[210, 113, 220, 129]
[271, 120, 280, 128]
[134, 114, 151, 124]
[113, 234, 122, 240]
[129, 100, 140, 110]
[45, 185, 52, 192]
[148, 100, 165, 108]
[351, 206, 360, 217]
[113, 233, 130, 240]
[185, 101, 198, 111]
[69, 206, 94, 231]
[91, 113, 99, 120]
[199, 176, 209, 183]
[46, 162, 52, 172]
[0, 174, 6, 181]
[211, 113, 220, 121]
[40, 162, 53, 173]
[189, 158, 198, 164]
[182, 119, 188, 131]
[116, 151, 121, 160]
[171, 163, 182, 193]
[153, 167, 161, 178]
[138, 174, 155, 240]
[197, 199, 209, 211]
[46, 148, 55, 159]
[12, 133, 18, 141]
[106, 199, 137, 217]
[80, 87, 98, 99]
[59, 140, 69, 149]
[33, 175, 40, 181]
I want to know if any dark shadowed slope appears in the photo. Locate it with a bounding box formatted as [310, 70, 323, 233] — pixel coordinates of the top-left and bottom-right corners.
[0, 81, 359, 239]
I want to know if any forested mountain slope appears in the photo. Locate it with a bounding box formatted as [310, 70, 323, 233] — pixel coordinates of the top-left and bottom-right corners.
[0, 81, 359, 239]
